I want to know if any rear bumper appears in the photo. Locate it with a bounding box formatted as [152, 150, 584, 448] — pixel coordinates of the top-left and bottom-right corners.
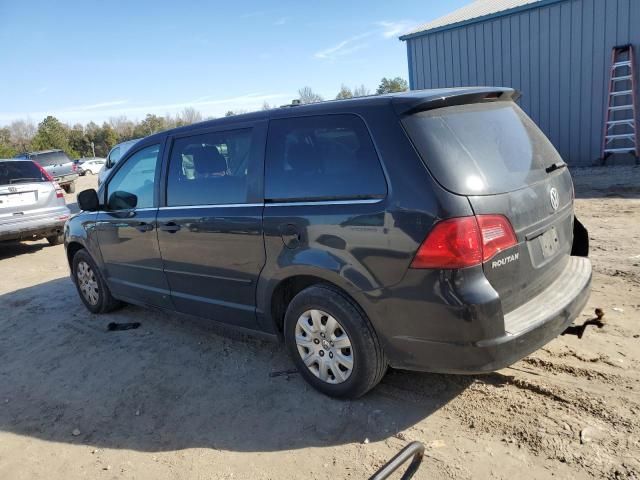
[0, 210, 70, 242]
[382, 256, 592, 373]
[54, 173, 78, 185]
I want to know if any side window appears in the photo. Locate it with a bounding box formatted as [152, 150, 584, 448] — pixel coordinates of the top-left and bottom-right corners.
[166, 129, 252, 206]
[108, 147, 120, 167]
[106, 144, 160, 210]
[265, 114, 387, 201]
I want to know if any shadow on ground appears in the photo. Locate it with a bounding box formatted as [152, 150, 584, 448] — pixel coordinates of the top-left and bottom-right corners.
[0, 277, 471, 453]
[0, 240, 51, 260]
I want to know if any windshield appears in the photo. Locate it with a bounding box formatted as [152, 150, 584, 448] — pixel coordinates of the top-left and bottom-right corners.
[0, 161, 48, 185]
[402, 101, 563, 195]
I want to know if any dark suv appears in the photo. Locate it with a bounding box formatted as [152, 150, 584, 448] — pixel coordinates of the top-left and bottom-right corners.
[65, 88, 591, 398]
[15, 149, 78, 193]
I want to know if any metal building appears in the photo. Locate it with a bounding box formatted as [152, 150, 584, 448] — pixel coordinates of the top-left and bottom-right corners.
[400, 0, 640, 166]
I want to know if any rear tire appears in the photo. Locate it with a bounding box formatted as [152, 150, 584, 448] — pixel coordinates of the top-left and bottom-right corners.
[284, 284, 387, 399]
[46, 234, 64, 245]
[72, 249, 122, 314]
[66, 182, 76, 193]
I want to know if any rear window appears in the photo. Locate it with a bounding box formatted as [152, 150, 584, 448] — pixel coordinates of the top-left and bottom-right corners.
[0, 161, 48, 185]
[265, 114, 387, 202]
[29, 151, 72, 167]
[402, 101, 562, 195]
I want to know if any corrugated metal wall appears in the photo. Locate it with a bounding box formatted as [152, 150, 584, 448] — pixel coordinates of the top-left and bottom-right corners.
[405, 0, 640, 166]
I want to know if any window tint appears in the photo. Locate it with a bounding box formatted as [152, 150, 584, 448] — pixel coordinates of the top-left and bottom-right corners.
[0, 161, 48, 185]
[166, 129, 252, 206]
[31, 151, 71, 167]
[401, 101, 563, 195]
[106, 144, 160, 210]
[265, 114, 386, 201]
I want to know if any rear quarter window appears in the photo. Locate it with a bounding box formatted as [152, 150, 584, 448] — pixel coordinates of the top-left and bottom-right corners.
[402, 101, 562, 195]
[265, 114, 387, 202]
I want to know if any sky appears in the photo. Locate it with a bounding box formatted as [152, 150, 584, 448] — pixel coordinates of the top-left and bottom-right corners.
[0, 0, 469, 126]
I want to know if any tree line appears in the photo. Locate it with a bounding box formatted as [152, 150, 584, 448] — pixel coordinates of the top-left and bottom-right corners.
[0, 77, 408, 159]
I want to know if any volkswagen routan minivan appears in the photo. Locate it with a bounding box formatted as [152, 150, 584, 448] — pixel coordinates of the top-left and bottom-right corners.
[65, 88, 591, 398]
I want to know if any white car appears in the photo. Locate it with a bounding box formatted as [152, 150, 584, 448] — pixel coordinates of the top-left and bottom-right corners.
[78, 158, 106, 175]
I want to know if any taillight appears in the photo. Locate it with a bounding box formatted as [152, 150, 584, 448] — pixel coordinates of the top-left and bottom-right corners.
[476, 215, 518, 261]
[54, 182, 64, 198]
[410, 215, 517, 269]
[72, 163, 78, 172]
[33, 161, 54, 181]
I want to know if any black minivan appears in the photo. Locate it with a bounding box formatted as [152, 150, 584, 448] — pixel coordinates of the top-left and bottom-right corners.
[65, 87, 591, 398]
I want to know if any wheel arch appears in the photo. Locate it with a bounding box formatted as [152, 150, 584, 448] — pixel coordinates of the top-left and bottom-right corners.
[66, 241, 85, 269]
[260, 269, 370, 335]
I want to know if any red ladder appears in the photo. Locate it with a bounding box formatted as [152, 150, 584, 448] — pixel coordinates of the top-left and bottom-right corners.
[601, 44, 639, 163]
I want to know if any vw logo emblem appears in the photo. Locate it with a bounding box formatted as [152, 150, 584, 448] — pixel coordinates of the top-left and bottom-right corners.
[549, 187, 560, 211]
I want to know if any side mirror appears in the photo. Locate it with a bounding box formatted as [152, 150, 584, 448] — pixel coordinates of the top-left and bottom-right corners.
[77, 189, 100, 212]
[108, 191, 138, 210]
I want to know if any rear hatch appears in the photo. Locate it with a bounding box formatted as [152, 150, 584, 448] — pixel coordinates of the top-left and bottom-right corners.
[402, 99, 574, 315]
[0, 160, 62, 226]
[30, 151, 75, 179]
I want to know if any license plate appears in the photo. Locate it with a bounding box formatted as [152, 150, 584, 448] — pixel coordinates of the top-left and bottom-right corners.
[539, 226, 559, 258]
[0, 191, 36, 207]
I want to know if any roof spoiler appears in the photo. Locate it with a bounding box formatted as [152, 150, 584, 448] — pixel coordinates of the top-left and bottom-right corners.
[392, 87, 520, 116]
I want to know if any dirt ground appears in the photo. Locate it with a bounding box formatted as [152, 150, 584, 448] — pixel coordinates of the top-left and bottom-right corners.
[0, 168, 638, 480]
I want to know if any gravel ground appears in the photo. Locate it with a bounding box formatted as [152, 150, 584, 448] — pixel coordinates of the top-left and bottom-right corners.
[0, 169, 638, 480]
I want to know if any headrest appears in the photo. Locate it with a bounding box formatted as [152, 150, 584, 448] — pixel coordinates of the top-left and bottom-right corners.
[193, 145, 227, 175]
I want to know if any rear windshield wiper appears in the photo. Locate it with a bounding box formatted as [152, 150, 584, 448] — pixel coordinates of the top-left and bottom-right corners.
[9, 177, 41, 184]
[545, 162, 567, 174]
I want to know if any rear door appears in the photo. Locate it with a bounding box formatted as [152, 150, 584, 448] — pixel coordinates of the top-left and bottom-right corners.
[156, 123, 267, 329]
[402, 100, 574, 314]
[95, 143, 172, 308]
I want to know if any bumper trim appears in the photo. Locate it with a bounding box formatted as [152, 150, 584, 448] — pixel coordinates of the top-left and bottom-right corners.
[501, 256, 592, 336]
[0, 221, 67, 242]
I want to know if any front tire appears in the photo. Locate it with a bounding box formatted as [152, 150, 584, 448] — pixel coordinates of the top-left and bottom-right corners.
[72, 249, 122, 314]
[284, 284, 387, 399]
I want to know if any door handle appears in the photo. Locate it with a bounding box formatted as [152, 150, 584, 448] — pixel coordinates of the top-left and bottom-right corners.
[134, 222, 154, 232]
[159, 222, 181, 233]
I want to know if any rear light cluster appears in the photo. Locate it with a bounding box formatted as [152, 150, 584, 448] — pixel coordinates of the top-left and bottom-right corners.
[54, 183, 65, 198]
[31, 161, 65, 198]
[410, 215, 517, 269]
[32, 161, 53, 181]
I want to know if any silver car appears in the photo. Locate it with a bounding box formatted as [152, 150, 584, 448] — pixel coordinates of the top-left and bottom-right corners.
[0, 159, 71, 245]
[98, 138, 141, 186]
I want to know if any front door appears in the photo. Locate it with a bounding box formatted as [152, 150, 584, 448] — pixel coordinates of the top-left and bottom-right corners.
[156, 125, 266, 329]
[95, 143, 172, 309]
